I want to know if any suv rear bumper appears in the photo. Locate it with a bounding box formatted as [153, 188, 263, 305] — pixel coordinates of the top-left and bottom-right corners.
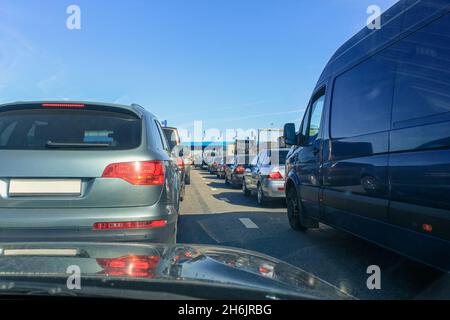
[0, 223, 177, 243]
[0, 203, 178, 243]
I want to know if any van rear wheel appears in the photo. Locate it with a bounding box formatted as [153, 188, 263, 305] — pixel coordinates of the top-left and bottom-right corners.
[286, 187, 308, 231]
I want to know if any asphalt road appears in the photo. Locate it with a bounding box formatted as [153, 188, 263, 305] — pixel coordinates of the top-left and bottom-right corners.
[178, 168, 450, 299]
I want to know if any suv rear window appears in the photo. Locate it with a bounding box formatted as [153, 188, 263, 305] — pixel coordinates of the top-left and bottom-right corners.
[0, 108, 142, 150]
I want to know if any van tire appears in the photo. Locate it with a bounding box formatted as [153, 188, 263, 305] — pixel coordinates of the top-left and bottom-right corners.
[286, 187, 308, 231]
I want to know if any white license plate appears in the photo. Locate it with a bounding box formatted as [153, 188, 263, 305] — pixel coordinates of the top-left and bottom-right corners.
[8, 179, 82, 196]
[3, 249, 78, 256]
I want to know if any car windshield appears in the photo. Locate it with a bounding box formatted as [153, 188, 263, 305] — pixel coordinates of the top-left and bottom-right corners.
[1, 0, 449, 303]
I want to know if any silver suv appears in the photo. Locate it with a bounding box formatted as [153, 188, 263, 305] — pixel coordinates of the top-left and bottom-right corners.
[0, 101, 181, 243]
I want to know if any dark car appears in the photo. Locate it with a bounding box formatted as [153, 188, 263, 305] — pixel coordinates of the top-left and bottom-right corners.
[217, 156, 234, 179]
[182, 152, 192, 185]
[208, 156, 223, 175]
[224, 156, 251, 189]
[0, 101, 181, 244]
[0, 242, 353, 300]
[283, 0, 450, 272]
[162, 126, 186, 200]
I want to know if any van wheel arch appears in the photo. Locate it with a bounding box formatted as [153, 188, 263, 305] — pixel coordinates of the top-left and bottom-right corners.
[286, 181, 318, 231]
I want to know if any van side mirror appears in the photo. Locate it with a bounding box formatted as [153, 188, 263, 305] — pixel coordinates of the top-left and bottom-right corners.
[284, 123, 297, 146]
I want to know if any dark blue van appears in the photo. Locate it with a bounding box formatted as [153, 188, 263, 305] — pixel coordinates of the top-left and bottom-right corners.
[283, 0, 450, 271]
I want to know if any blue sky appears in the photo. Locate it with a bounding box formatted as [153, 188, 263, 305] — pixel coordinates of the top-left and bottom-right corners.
[0, 0, 398, 135]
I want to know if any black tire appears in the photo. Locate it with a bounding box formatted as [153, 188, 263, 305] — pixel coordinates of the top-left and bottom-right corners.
[185, 173, 191, 185]
[286, 187, 308, 231]
[257, 184, 267, 206]
[242, 180, 251, 196]
[180, 184, 185, 202]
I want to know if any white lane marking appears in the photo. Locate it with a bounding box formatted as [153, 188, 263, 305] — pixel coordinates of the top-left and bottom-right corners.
[219, 197, 230, 203]
[211, 188, 218, 191]
[239, 218, 259, 229]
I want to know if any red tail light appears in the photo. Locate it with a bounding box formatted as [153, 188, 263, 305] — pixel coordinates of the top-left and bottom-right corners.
[93, 219, 167, 230]
[42, 103, 85, 108]
[235, 165, 245, 174]
[422, 223, 433, 233]
[96, 255, 160, 278]
[177, 158, 184, 169]
[268, 171, 283, 180]
[102, 161, 164, 185]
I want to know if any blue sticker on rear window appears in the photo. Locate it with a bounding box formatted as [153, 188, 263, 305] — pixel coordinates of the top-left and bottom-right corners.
[84, 130, 114, 143]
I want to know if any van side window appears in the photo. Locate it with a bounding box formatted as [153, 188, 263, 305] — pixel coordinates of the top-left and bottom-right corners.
[300, 107, 311, 139]
[301, 91, 325, 145]
[330, 55, 395, 139]
[391, 14, 450, 127]
[307, 94, 325, 143]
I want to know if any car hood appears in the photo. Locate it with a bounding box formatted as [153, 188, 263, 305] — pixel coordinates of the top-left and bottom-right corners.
[0, 242, 353, 299]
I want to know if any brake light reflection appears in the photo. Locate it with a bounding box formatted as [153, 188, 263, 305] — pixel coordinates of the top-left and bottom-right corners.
[96, 255, 160, 278]
[93, 219, 167, 230]
[235, 166, 245, 174]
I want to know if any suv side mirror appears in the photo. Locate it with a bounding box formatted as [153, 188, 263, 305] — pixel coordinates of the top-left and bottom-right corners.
[284, 123, 297, 146]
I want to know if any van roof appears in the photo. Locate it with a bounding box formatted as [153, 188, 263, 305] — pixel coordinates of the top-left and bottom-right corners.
[316, 0, 450, 89]
[0, 101, 155, 119]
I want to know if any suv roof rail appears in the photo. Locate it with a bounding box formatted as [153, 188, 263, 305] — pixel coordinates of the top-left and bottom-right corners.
[131, 103, 144, 109]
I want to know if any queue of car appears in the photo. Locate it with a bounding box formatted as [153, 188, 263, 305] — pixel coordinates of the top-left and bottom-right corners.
[0, 1, 448, 301]
[207, 151, 289, 206]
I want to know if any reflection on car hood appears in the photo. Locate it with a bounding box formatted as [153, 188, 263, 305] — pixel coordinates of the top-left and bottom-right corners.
[0, 242, 352, 299]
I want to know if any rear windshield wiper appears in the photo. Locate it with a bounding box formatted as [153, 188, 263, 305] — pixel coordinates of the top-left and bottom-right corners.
[45, 141, 111, 148]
